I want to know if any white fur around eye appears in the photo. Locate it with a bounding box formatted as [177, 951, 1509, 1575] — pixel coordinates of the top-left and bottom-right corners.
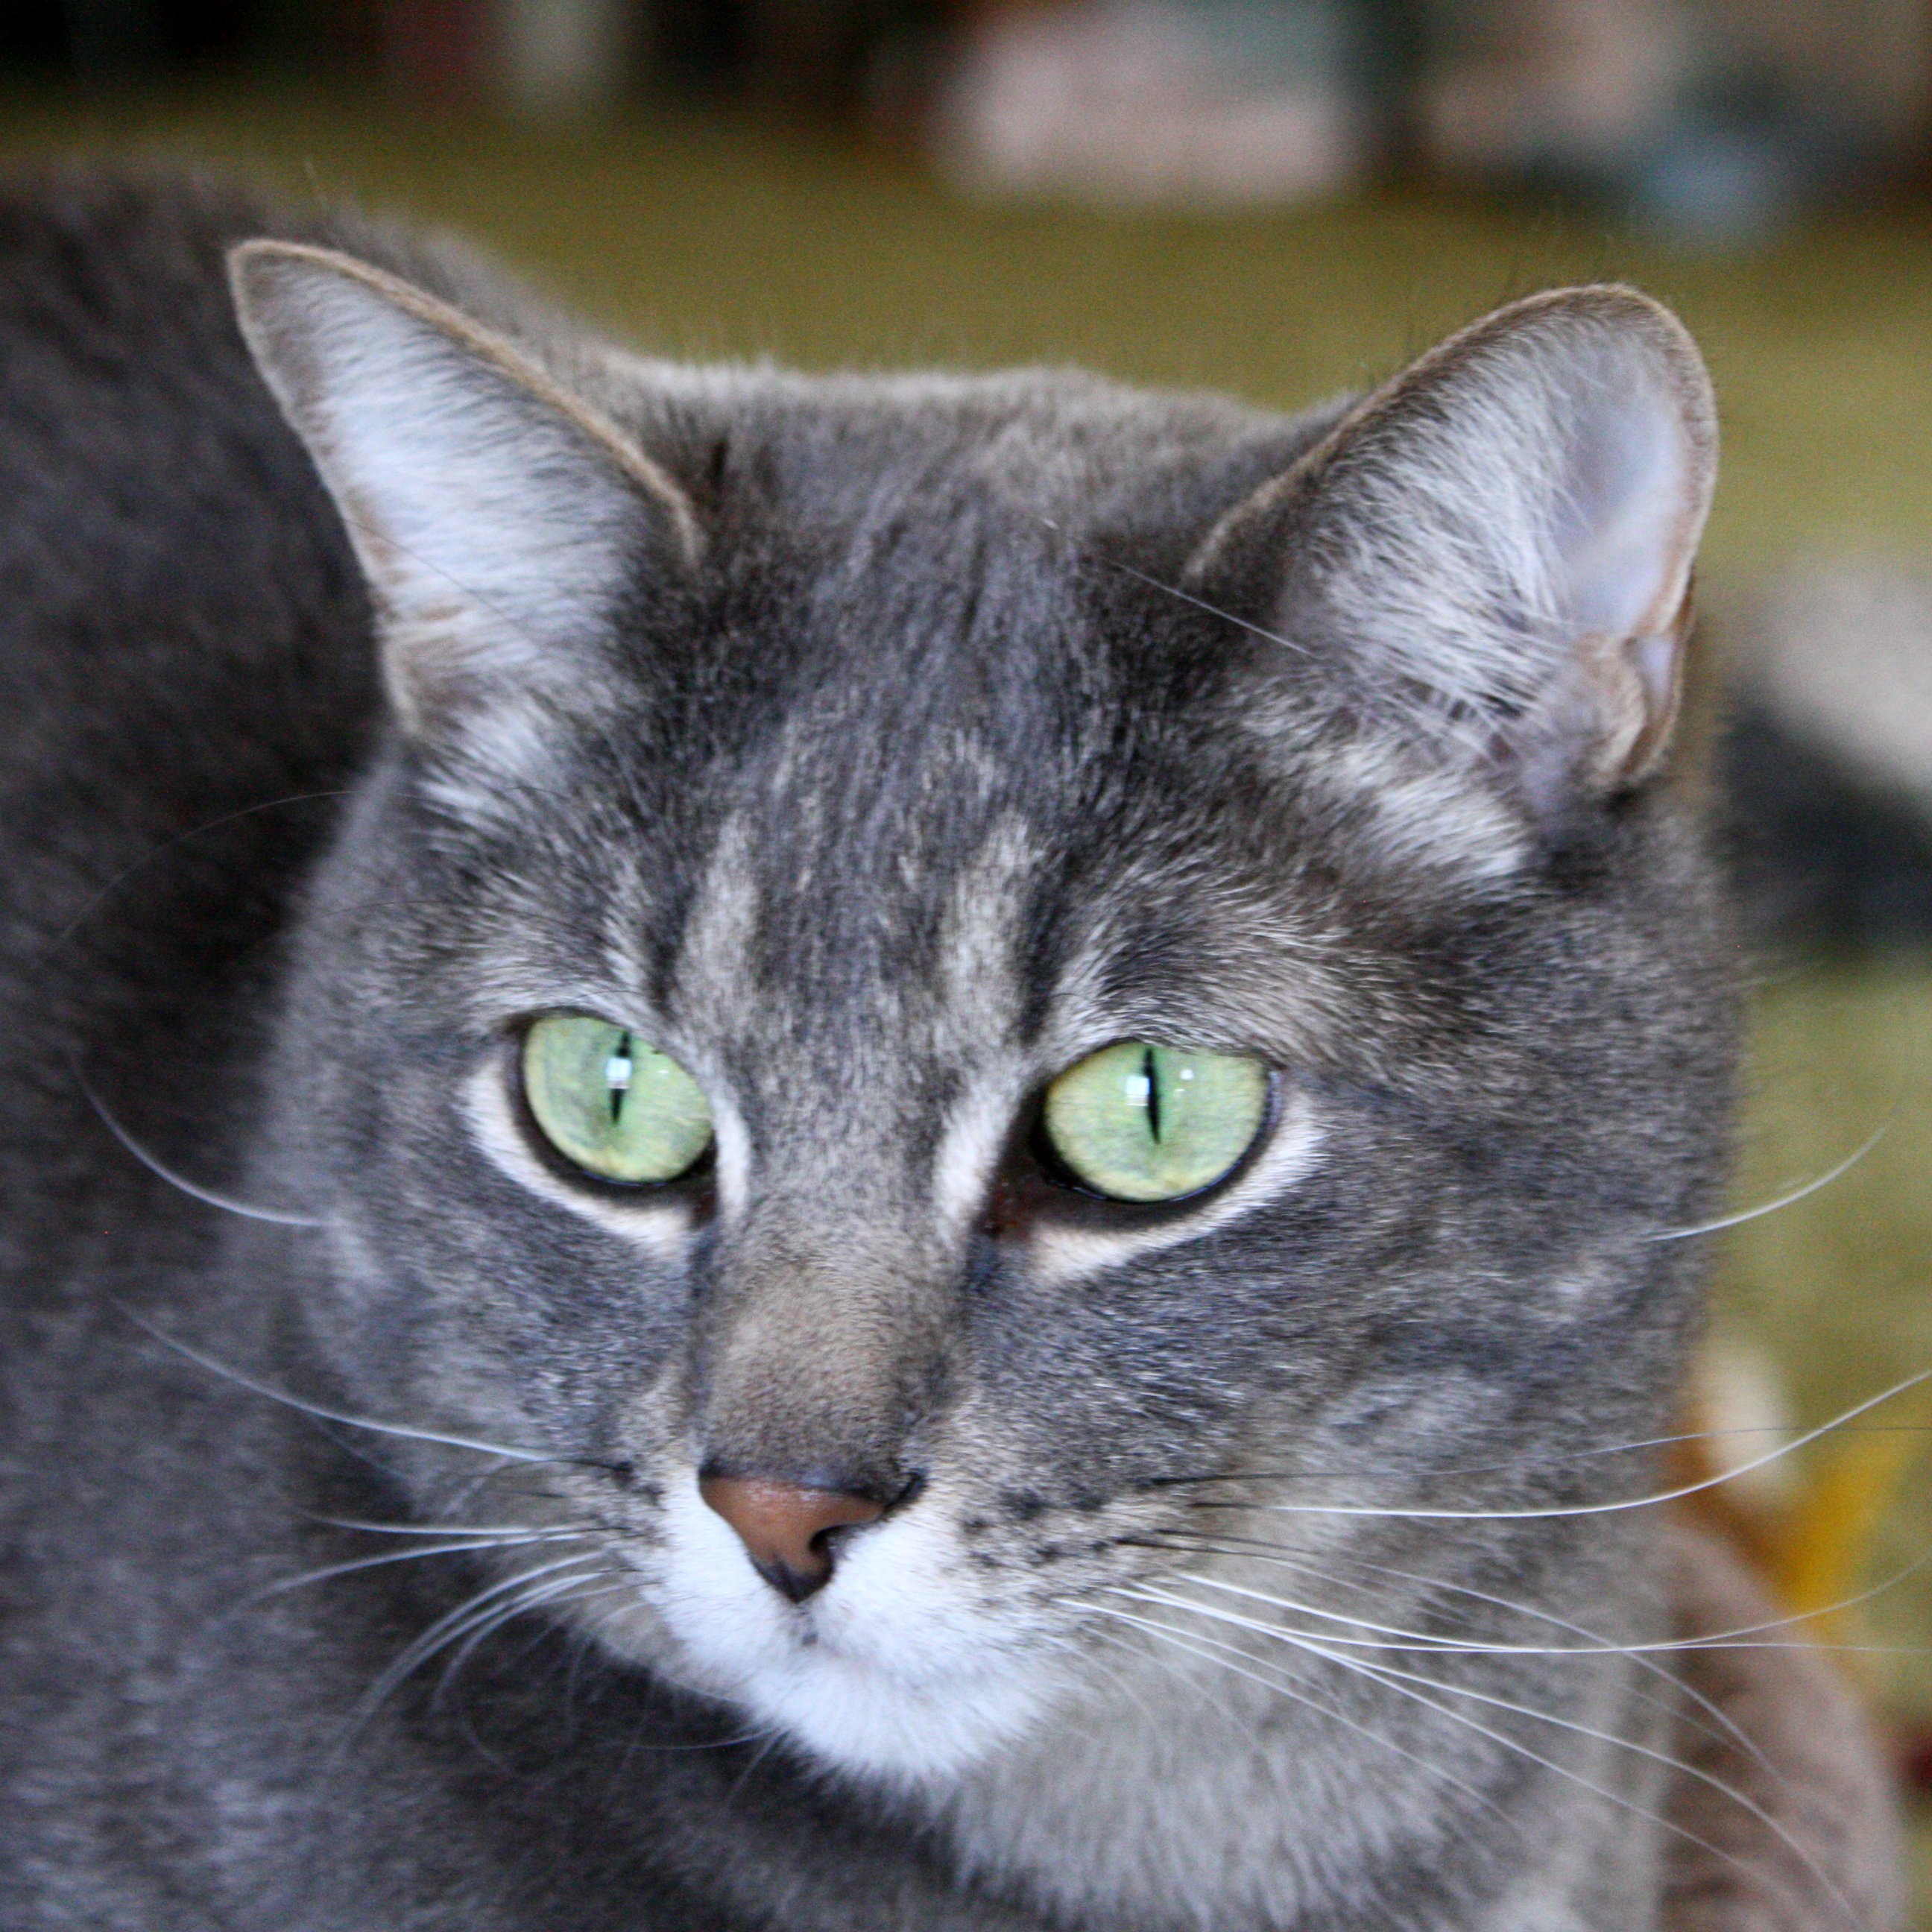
[1028, 1089, 1326, 1285]
[930, 1058, 1032, 1235]
[462, 1060, 697, 1257]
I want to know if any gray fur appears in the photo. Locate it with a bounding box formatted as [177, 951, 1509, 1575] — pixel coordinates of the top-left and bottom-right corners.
[0, 173, 1880, 1931]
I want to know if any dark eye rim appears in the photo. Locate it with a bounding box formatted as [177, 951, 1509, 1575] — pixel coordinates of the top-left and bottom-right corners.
[506, 1014, 717, 1198]
[1020, 1056, 1281, 1217]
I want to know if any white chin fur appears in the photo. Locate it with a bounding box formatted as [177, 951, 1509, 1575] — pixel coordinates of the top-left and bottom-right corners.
[626, 1477, 1058, 1782]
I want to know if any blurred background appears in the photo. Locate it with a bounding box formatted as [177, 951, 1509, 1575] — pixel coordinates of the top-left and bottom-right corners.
[4, 0, 1932, 1916]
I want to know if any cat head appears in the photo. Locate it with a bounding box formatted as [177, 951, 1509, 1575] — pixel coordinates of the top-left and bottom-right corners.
[232, 242, 1731, 1783]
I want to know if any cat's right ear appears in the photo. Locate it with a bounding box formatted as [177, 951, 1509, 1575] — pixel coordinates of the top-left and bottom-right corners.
[1191, 285, 1717, 834]
[229, 241, 699, 744]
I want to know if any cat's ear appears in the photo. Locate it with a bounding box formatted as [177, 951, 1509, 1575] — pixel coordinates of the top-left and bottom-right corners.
[1195, 286, 1717, 824]
[229, 240, 699, 742]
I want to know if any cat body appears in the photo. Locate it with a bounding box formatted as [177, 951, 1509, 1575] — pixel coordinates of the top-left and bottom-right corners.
[0, 176, 1888, 1931]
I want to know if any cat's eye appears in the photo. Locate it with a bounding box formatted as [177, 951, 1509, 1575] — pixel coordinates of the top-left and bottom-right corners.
[1041, 1042, 1269, 1204]
[521, 1013, 713, 1186]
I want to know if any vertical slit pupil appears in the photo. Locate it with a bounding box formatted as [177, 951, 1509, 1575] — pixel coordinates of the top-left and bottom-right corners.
[1143, 1045, 1161, 1143]
[609, 1030, 632, 1123]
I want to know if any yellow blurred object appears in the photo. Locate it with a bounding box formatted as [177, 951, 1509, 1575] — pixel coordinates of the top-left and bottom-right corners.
[1775, 1401, 1928, 1646]
[1682, 1335, 1927, 1659]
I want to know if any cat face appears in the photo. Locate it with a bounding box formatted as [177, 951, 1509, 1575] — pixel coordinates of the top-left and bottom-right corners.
[237, 247, 1732, 1783]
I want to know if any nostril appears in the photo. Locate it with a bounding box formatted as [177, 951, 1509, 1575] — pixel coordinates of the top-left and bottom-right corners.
[697, 1471, 889, 1602]
[755, 1553, 830, 1606]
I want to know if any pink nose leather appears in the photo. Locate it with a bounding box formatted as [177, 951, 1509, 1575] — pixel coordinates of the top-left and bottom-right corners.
[698, 1474, 885, 1601]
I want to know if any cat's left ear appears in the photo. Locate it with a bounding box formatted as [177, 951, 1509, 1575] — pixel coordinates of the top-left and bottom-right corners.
[1194, 285, 1717, 824]
[230, 241, 699, 743]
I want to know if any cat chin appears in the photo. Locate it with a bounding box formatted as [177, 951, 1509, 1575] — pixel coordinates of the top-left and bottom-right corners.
[675, 1639, 1053, 1784]
[591, 1478, 1063, 1783]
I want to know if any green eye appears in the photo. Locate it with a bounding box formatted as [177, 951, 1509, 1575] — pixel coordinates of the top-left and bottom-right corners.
[521, 1013, 713, 1185]
[1041, 1041, 1268, 1203]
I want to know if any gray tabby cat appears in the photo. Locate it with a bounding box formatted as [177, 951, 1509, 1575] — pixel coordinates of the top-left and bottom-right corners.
[0, 176, 1901, 1930]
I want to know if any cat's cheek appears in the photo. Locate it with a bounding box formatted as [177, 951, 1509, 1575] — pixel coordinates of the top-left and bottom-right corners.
[627, 1479, 1064, 1781]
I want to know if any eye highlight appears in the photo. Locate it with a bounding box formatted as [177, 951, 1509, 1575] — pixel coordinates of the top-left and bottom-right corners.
[521, 1013, 713, 1185]
[1041, 1042, 1268, 1203]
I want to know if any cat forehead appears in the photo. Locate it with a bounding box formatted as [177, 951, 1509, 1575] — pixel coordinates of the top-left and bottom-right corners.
[382, 364, 1547, 1043]
[658, 786, 1325, 1082]
[615, 359, 1291, 522]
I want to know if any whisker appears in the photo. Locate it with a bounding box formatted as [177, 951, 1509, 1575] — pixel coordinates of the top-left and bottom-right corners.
[75, 1058, 323, 1226]
[1134, 1549, 1932, 1658]
[1144, 1420, 1932, 1491]
[1082, 1600, 1522, 1834]
[312, 1516, 596, 1538]
[1306, 1634, 1822, 1921]
[1140, 1532, 1777, 1776]
[1328, 1642, 1866, 1928]
[569, 1612, 783, 1755]
[1142, 1547, 1802, 1812]
[1067, 543, 1311, 660]
[117, 1304, 566, 1465]
[1126, 1556, 1764, 1776]
[1079, 1608, 1274, 1748]
[1120, 1586, 1866, 1930]
[1111, 1596, 1813, 1925]
[1049, 531, 1511, 762]
[255, 1530, 591, 1603]
[722, 1728, 784, 1808]
[411, 1570, 619, 1726]
[1651, 1106, 1899, 1242]
[429, 1575, 635, 1717]
[1238, 1366, 1932, 1523]
[335, 1553, 608, 1752]
[51, 789, 351, 953]
[1073, 1625, 1202, 1744]
[565, 1597, 780, 1756]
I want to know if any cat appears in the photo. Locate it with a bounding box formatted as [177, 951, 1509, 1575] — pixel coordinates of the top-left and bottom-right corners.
[0, 171, 1903, 1931]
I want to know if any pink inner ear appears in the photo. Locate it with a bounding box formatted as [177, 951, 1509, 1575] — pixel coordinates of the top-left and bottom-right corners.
[1629, 626, 1685, 719]
[1553, 365, 1697, 645]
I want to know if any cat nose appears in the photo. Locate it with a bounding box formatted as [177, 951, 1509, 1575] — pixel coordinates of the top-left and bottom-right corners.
[698, 1471, 886, 1603]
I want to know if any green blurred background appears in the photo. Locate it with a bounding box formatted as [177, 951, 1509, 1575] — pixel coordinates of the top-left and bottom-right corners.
[4, 0, 1932, 1910]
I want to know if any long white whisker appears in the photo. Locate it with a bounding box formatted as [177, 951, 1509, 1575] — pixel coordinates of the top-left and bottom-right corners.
[1078, 1624, 1213, 1742]
[1144, 1559, 1924, 1657]
[1057, 533, 1498, 763]
[1148, 1535, 1777, 1776]
[1158, 1421, 1932, 1492]
[118, 1304, 564, 1465]
[1652, 1108, 1898, 1242]
[335, 1553, 607, 1750]
[76, 1061, 323, 1227]
[1330, 1644, 1866, 1929]
[430, 1573, 633, 1714]
[1248, 1366, 1932, 1523]
[1123, 1586, 1866, 1931]
[1123, 1591, 1814, 1925]
[414, 1569, 618, 1711]
[1312, 1634, 1819, 1919]
[314, 1516, 597, 1538]
[1081, 1600, 1521, 1834]
[1143, 1530, 1932, 1653]
[256, 1530, 591, 1602]
[556, 1594, 789, 1755]
[1130, 1556, 1766, 1778]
